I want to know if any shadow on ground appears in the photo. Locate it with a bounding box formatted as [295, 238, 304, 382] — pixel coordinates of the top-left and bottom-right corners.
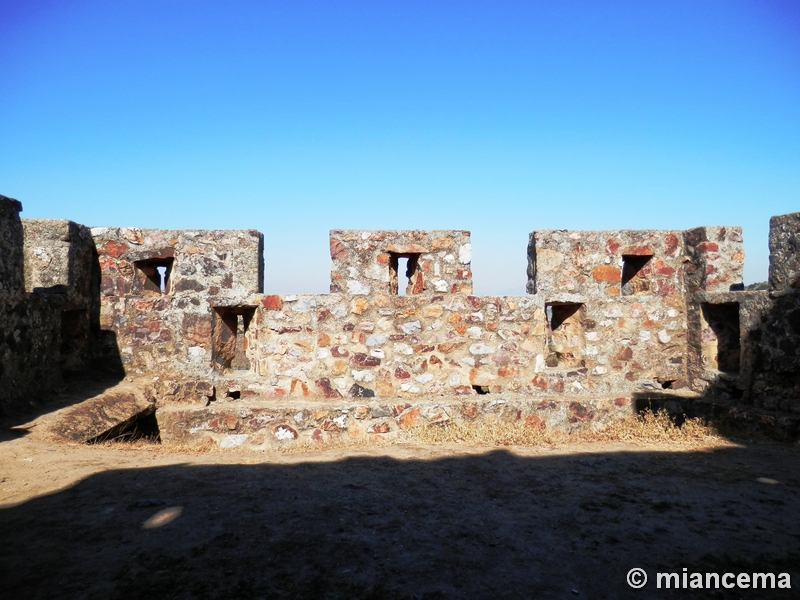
[1, 445, 798, 599]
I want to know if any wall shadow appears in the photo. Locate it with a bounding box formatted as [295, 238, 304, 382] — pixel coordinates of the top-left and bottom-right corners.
[0, 446, 798, 599]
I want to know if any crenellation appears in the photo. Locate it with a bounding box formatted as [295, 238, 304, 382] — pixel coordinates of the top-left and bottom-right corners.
[2, 195, 800, 441]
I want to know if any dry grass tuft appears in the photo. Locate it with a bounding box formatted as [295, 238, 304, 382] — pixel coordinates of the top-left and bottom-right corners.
[404, 409, 723, 449]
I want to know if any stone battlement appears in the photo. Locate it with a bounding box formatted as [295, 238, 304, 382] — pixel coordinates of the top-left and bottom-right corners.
[2, 193, 799, 443]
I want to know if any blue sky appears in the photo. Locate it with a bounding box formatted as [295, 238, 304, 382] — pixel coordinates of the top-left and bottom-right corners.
[1, 0, 798, 293]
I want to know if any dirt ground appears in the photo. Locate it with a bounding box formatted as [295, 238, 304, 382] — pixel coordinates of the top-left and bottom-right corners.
[1, 412, 799, 599]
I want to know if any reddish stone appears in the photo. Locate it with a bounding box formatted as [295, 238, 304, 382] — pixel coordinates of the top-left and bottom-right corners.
[317, 333, 330, 347]
[321, 419, 342, 431]
[315, 378, 342, 399]
[531, 375, 547, 390]
[452, 386, 474, 395]
[329, 238, 348, 260]
[568, 401, 593, 422]
[261, 295, 283, 310]
[397, 408, 420, 428]
[311, 429, 323, 442]
[318, 309, 331, 321]
[368, 423, 391, 434]
[621, 246, 653, 256]
[613, 397, 627, 407]
[537, 400, 556, 410]
[391, 403, 410, 416]
[497, 366, 518, 377]
[466, 296, 482, 309]
[549, 377, 564, 393]
[376, 253, 390, 265]
[524, 415, 546, 430]
[331, 346, 349, 358]
[394, 367, 411, 379]
[592, 265, 621, 283]
[102, 240, 129, 258]
[290, 378, 310, 396]
[455, 324, 466, 334]
[664, 232, 680, 256]
[354, 405, 370, 419]
[651, 258, 675, 276]
[461, 402, 479, 419]
[606, 238, 621, 255]
[414, 344, 435, 353]
[429, 355, 443, 367]
[696, 241, 719, 253]
[266, 387, 286, 397]
[352, 353, 380, 367]
[616, 346, 633, 361]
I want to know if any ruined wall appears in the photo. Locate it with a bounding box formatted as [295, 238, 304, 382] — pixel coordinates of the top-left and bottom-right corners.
[0, 200, 78, 411]
[91, 227, 263, 378]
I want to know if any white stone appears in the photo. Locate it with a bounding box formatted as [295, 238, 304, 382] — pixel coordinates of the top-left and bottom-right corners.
[469, 343, 495, 355]
[352, 370, 374, 382]
[401, 320, 422, 334]
[90, 227, 109, 236]
[639, 331, 652, 342]
[584, 345, 598, 356]
[273, 427, 295, 441]
[667, 309, 678, 318]
[458, 243, 472, 264]
[658, 330, 672, 344]
[365, 261, 388, 282]
[415, 373, 434, 384]
[393, 343, 413, 355]
[331, 303, 348, 318]
[400, 383, 420, 393]
[333, 377, 348, 390]
[366, 334, 387, 346]
[593, 366, 607, 375]
[460, 356, 476, 367]
[283, 294, 298, 302]
[466, 326, 482, 339]
[534, 354, 545, 372]
[433, 279, 449, 292]
[294, 412, 305, 423]
[434, 263, 440, 276]
[448, 373, 462, 386]
[292, 297, 317, 313]
[333, 415, 347, 429]
[188, 346, 205, 357]
[585, 332, 599, 341]
[220, 434, 249, 448]
[536, 249, 564, 272]
[571, 381, 583, 390]
[369, 349, 385, 358]
[443, 253, 455, 263]
[346, 280, 371, 295]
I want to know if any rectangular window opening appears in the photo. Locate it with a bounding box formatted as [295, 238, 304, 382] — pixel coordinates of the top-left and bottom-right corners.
[389, 252, 423, 296]
[212, 307, 256, 373]
[700, 303, 740, 373]
[545, 302, 585, 369]
[621, 255, 653, 296]
[134, 257, 174, 295]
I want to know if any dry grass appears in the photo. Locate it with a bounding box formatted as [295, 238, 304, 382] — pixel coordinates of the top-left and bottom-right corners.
[404, 409, 724, 449]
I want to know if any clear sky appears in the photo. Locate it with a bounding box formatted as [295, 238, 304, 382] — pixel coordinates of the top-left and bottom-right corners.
[1, 1, 798, 294]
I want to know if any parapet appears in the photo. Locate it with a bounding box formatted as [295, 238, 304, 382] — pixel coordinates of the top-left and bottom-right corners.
[329, 230, 472, 296]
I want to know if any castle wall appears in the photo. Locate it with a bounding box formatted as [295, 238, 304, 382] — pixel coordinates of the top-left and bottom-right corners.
[3, 190, 800, 426]
[90, 227, 263, 378]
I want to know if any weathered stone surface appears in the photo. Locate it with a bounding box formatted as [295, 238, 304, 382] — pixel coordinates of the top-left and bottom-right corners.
[51, 384, 156, 442]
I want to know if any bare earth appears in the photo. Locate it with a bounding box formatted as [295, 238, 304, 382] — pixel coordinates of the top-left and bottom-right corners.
[1, 420, 799, 599]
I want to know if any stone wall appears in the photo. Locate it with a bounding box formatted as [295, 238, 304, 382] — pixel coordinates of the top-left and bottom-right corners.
[90, 227, 263, 378]
[329, 230, 472, 296]
[4, 190, 800, 426]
